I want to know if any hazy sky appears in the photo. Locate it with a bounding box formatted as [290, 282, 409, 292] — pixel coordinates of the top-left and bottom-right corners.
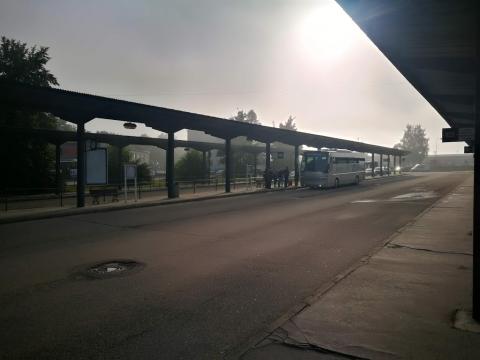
[0, 0, 464, 153]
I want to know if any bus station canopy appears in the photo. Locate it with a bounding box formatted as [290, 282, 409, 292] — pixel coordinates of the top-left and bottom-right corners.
[336, 0, 476, 144]
[0, 80, 406, 156]
[0, 126, 268, 154]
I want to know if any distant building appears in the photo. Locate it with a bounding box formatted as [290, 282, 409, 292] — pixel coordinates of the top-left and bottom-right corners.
[269, 142, 295, 173]
[187, 130, 223, 173]
[127, 146, 150, 164]
[423, 154, 473, 171]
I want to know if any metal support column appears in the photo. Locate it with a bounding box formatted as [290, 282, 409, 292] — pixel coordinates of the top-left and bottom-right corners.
[76, 122, 86, 207]
[225, 138, 231, 193]
[371, 153, 375, 177]
[207, 150, 211, 182]
[380, 154, 383, 176]
[393, 155, 397, 175]
[265, 142, 271, 189]
[166, 131, 176, 198]
[387, 155, 391, 176]
[253, 152, 258, 179]
[473, 18, 480, 321]
[55, 143, 61, 194]
[294, 145, 300, 187]
[202, 150, 207, 180]
[118, 145, 124, 185]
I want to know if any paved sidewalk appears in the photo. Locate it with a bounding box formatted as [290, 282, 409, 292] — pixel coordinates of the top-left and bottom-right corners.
[243, 177, 480, 359]
[0, 184, 289, 224]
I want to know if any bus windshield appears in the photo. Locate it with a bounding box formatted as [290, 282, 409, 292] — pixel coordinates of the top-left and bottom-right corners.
[303, 153, 329, 173]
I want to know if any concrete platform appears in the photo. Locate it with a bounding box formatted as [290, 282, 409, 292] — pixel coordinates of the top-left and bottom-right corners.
[243, 178, 480, 359]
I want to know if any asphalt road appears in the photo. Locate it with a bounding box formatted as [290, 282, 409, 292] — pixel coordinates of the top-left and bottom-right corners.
[0, 172, 470, 359]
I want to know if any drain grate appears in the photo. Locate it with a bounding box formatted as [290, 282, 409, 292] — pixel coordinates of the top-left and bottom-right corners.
[73, 259, 144, 280]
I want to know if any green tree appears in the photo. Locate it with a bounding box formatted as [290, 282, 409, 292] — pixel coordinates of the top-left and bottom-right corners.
[233, 151, 257, 177]
[56, 118, 76, 131]
[107, 146, 151, 184]
[279, 116, 297, 131]
[107, 146, 131, 184]
[0, 37, 58, 86]
[175, 150, 205, 180]
[0, 37, 59, 191]
[223, 109, 261, 176]
[246, 110, 260, 125]
[230, 109, 261, 125]
[136, 162, 152, 183]
[394, 124, 429, 166]
[216, 139, 260, 178]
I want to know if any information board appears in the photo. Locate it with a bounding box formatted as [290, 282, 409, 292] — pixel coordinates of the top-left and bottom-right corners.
[125, 164, 137, 180]
[86, 148, 108, 184]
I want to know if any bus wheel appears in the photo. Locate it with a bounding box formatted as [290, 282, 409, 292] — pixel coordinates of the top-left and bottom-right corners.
[335, 178, 340, 188]
[355, 175, 360, 184]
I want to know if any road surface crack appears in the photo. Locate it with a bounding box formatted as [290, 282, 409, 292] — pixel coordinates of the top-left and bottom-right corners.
[261, 322, 370, 359]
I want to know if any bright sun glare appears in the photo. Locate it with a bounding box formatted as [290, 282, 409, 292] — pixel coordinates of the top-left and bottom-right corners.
[299, 4, 355, 61]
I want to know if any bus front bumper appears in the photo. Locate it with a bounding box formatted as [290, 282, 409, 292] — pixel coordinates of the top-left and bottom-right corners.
[302, 177, 329, 188]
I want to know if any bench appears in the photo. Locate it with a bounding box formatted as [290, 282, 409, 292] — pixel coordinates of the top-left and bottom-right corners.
[89, 186, 119, 204]
[255, 179, 264, 188]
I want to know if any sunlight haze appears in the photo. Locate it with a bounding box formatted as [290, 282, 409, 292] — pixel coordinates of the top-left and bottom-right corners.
[0, 0, 463, 153]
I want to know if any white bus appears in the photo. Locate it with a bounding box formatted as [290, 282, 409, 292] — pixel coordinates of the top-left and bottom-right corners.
[301, 149, 365, 188]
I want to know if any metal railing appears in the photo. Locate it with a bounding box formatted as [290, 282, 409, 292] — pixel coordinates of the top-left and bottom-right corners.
[0, 176, 269, 212]
[1, 171, 405, 212]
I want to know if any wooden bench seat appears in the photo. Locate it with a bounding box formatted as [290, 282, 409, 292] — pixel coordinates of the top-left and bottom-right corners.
[89, 185, 119, 204]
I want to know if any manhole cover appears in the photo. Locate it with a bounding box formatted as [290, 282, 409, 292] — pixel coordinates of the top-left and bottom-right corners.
[73, 259, 145, 280]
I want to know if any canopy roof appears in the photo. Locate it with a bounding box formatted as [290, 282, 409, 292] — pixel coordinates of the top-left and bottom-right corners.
[0, 81, 407, 156]
[336, 0, 476, 143]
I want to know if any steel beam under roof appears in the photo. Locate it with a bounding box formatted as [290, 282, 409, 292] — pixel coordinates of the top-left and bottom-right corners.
[0, 126, 268, 154]
[0, 81, 406, 156]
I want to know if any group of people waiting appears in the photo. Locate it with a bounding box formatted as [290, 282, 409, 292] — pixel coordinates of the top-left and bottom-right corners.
[263, 167, 290, 189]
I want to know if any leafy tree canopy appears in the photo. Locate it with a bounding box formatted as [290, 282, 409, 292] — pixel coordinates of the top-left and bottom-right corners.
[0, 36, 59, 130]
[279, 116, 297, 131]
[229, 109, 261, 125]
[135, 162, 152, 183]
[175, 150, 205, 180]
[56, 118, 76, 131]
[219, 109, 262, 177]
[394, 124, 429, 166]
[0, 37, 60, 190]
[107, 145, 151, 184]
[0, 36, 58, 87]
